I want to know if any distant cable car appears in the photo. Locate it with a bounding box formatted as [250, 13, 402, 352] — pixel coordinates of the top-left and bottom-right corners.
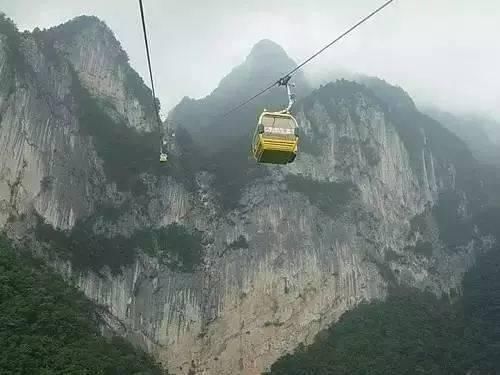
[252, 76, 299, 164]
[159, 134, 168, 163]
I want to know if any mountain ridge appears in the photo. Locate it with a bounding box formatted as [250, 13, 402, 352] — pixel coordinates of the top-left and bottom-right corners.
[1, 12, 499, 375]
[424, 106, 500, 166]
[169, 36, 311, 154]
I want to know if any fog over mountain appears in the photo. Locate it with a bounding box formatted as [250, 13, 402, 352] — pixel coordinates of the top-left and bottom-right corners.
[2, 5, 500, 373]
[3, 0, 500, 119]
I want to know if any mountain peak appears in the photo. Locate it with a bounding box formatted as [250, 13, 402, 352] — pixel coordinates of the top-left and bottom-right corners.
[249, 39, 287, 55]
[43, 14, 118, 48]
[41, 14, 129, 65]
[246, 39, 291, 65]
[48, 15, 106, 33]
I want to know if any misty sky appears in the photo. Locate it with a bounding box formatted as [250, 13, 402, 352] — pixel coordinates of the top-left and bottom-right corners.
[2, 0, 499, 119]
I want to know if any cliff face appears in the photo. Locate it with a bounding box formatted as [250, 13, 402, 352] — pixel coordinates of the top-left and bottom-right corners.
[1, 17, 97, 230]
[0, 15, 160, 230]
[0, 14, 495, 375]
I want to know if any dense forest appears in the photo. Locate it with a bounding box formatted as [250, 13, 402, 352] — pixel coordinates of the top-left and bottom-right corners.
[266, 244, 500, 375]
[0, 235, 167, 375]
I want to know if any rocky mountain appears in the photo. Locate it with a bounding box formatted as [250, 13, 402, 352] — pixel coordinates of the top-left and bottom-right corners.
[0, 234, 166, 374]
[170, 38, 311, 154]
[267, 235, 500, 374]
[1, 13, 498, 375]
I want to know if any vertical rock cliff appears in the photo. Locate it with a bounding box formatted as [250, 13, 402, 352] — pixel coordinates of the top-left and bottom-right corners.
[0, 13, 496, 375]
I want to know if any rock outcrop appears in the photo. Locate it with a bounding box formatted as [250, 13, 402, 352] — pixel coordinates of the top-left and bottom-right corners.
[0, 14, 495, 375]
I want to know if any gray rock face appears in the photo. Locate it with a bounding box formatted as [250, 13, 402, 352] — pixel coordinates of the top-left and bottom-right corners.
[0, 15, 492, 375]
[0, 29, 101, 230]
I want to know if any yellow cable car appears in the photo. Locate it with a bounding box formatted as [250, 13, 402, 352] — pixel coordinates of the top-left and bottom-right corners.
[252, 111, 298, 164]
[252, 76, 299, 164]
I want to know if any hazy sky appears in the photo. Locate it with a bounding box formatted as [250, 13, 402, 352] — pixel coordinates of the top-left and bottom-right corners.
[2, 0, 499, 119]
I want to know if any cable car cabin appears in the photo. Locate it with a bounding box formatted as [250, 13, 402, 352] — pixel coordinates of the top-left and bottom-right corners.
[252, 111, 299, 164]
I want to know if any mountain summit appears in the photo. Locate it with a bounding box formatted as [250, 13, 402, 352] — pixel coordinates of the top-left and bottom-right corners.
[170, 39, 309, 151]
[207, 38, 306, 102]
[245, 38, 295, 71]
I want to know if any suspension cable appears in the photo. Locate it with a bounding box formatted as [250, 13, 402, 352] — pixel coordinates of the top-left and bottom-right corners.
[138, 0, 164, 150]
[215, 0, 396, 120]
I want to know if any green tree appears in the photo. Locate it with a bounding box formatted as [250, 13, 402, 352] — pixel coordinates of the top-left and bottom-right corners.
[267, 243, 500, 375]
[0, 235, 167, 374]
